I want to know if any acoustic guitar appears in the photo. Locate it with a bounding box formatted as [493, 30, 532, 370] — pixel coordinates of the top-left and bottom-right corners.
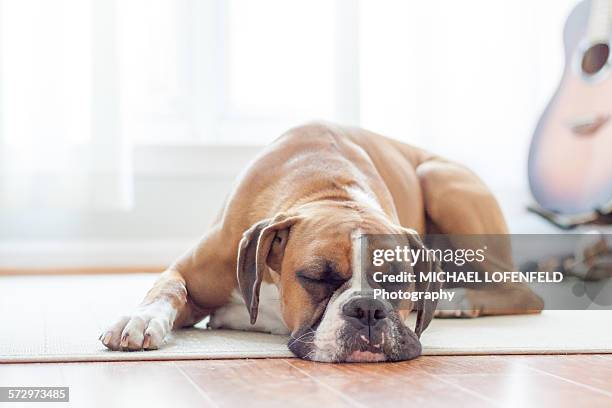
[529, 0, 612, 218]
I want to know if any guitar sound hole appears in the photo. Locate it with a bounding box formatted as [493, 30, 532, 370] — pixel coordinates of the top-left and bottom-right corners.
[581, 43, 610, 75]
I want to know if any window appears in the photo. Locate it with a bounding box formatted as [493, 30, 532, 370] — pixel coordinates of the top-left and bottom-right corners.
[119, 0, 360, 145]
[118, 0, 194, 143]
[1, 0, 577, 163]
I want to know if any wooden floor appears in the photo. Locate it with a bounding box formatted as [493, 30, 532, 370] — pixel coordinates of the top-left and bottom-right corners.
[1, 355, 611, 407]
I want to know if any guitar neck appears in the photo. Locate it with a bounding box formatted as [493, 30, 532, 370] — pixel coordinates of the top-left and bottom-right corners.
[587, 0, 612, 41]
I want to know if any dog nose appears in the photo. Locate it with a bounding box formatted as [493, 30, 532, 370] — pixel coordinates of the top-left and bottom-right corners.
[342, 297, 388, 327]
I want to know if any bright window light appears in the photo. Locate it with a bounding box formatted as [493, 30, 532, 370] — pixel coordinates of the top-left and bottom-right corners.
[227, 0, 336, 119]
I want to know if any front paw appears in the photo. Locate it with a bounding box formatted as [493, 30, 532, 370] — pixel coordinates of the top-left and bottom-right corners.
[100, 305, 172, 351]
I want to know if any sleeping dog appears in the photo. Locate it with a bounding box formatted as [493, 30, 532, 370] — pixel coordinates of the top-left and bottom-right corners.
[100, 123, 543, 362]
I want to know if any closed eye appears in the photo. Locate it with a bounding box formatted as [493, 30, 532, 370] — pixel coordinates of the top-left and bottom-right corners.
[296, 270, 347, 289]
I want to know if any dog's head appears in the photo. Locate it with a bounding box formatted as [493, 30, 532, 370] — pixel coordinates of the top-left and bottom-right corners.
[236, 201, 441, 362]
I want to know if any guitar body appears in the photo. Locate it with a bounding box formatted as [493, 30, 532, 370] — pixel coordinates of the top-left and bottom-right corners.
[529, 0, 612, 215]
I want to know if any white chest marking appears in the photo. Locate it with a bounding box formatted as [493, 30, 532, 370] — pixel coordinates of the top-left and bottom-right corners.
[208, 282, 289, 335]
[312, 229, 366, 361]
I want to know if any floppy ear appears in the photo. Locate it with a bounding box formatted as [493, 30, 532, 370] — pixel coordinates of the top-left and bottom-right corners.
[403, 228, 442, 338]
[236, 214, 300, 325]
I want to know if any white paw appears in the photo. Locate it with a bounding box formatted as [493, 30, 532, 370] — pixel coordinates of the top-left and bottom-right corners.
[434, 288, 481, 318]
[100, 302, 175, 351]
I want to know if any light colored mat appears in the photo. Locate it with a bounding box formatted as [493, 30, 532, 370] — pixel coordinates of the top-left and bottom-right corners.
[1, 274, 610, 363]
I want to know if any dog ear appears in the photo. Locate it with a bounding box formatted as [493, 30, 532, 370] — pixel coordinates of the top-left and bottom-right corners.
[403, 228, 442, 338]
[236, 213, 300, 325]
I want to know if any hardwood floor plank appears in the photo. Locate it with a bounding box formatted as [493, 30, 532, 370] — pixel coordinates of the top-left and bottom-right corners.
[287, 358, 495, 408]
[0, 363, 65, 386]
[384, 355, 541, 376]
[512, 355, 612, 395]
[1, 355, 611, 407]
[59, 361, 212, 408]
[176, 358, 357, 408]
[431, 356, 612, 408]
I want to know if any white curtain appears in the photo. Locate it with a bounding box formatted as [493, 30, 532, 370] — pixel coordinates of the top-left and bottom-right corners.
[0, 0, 132, 210]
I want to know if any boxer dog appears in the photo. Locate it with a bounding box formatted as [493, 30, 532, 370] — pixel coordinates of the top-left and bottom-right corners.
[100, 123, 543, 362]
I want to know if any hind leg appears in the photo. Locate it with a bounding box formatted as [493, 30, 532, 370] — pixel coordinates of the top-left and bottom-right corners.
[434, 286, 544, 318]
[416, 159, 544, 317]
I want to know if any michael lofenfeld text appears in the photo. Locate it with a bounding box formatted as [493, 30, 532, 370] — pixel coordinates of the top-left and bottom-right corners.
[370, 245, 563, 302]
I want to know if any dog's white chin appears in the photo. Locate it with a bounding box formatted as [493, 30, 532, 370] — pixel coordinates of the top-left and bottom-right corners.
[345, 351, 386, 363]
